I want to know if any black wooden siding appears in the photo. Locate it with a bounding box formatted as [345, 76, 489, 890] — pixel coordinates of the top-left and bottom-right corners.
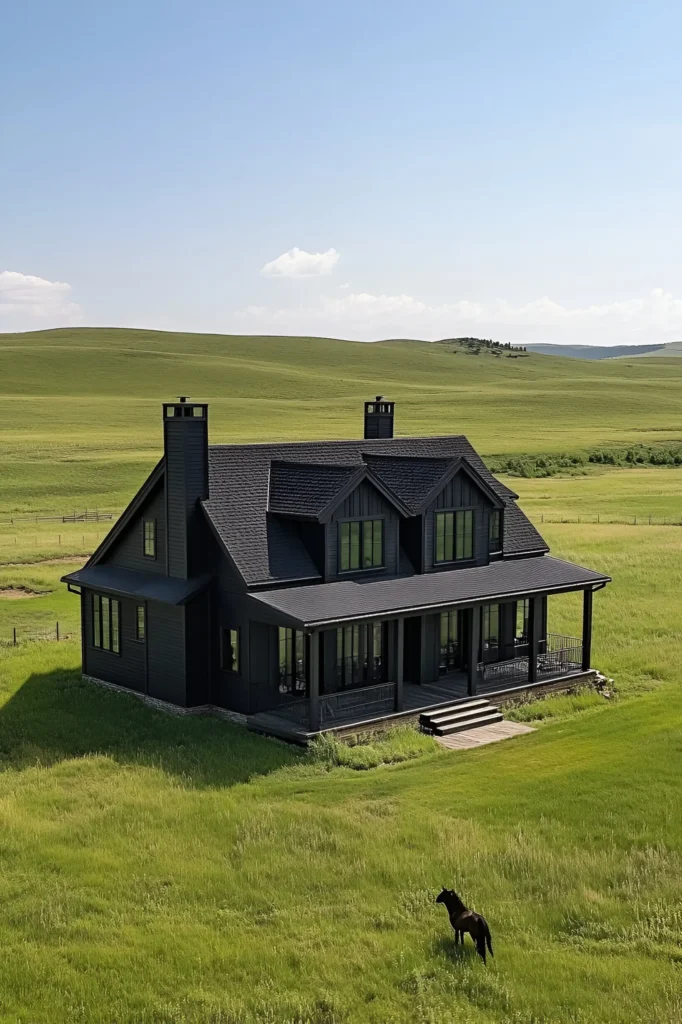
[423, 470, 494, 574]
[103, 486, 167, 574]
[164, 416, 209, 579]
[326, 480, 400, 581]
[82, 590, 146, 693]
[147, 602, 187, 705]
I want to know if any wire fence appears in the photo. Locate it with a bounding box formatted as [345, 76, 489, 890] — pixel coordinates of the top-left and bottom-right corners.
[0, 509, 119, 525]
[0, 622, 79, 647]
[537, 513, 682, 526]
[0, 532, 109, 551]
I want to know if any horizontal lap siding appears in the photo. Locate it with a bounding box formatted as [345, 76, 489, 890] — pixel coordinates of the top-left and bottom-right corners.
[326, 481, 400, 581]
[103, 487, 167, 574]
[248, 621, 279, 713]
[82, 591, 146, 692]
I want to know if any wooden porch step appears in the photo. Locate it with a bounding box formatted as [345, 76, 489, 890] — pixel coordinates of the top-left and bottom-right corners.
[420, 697, 504, 737]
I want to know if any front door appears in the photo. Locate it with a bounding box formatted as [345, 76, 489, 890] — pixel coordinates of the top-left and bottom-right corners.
[403, 616, 422, 683]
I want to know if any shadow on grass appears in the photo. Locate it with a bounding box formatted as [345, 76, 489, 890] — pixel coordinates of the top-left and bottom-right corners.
[432, 934, 480, 964]
[0, 666, 304, 788]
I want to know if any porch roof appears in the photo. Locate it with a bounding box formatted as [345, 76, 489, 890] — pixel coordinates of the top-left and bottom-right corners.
[61, 565, 211, 605]
[248, 555, 610, 629]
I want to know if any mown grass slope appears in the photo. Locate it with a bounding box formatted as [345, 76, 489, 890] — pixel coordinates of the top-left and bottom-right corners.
[4, 327, 682, 511]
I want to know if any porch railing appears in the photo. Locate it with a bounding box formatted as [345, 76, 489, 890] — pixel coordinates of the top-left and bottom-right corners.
[279, 681, 396, 727]
[481, 633, 583, 687]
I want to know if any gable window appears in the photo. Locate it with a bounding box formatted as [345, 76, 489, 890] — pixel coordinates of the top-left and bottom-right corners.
[278, 627, 306, 695]
[339, 519, 383, 572]
[482, 603, 500, 653]
[439, 610, 460, 675]
[221, 627, 240, 673]
[515, 599, 529, 644]
[92, 593, 120, 654]
[489, 510, 501, 551]
[435, 510, 473, 563]
[336, 621, 386, 688]
[143, 519, 156, 558]
[136, 605, 146, 641]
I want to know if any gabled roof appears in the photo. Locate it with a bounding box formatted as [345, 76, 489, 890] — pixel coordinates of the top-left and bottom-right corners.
[85, 459, 164, 568]
[363, 453, 504, 514]
[268, 459, 413, 522]
[202, 436, 549, 586]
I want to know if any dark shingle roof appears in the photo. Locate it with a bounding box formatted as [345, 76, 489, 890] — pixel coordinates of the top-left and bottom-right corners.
[62, 566, 211, 605]
[248, 556, 610, 629]
[268, 461, 359, 517]
[361, 454, 453, 512]
[202, 436, 548, 586]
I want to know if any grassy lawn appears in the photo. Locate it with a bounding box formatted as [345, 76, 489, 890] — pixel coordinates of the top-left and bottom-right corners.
[0, 486, 680, 1021]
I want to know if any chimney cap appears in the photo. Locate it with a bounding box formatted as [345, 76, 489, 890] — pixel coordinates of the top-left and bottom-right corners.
[178, 396, 189, 403]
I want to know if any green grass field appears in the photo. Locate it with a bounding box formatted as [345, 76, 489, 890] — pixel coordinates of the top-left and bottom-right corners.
[1, 328, 681, 1021]
[5, 327, 682, 513]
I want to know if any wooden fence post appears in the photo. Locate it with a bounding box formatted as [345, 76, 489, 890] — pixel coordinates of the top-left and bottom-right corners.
[13, 628, 17, 646]
[56, 622, 60, 641]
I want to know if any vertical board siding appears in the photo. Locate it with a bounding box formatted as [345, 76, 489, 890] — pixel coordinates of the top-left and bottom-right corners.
[424, 469, 494, 572]
[82, 591, 146, 693]
[103, 487, 167, 574]
[147, 603, 187, 705]
[326, 481, 400, 580]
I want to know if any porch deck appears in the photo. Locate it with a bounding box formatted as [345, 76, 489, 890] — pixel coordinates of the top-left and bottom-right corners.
[247, 666, 595, 744]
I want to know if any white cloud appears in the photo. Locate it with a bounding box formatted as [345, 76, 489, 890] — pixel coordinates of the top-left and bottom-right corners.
[0, 270, 83, 328]
[261, 247, 340, 278]
[234, 288, 682, 344]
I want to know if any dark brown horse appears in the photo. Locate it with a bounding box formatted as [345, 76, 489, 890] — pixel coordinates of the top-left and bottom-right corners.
[436, 888, 494, 963]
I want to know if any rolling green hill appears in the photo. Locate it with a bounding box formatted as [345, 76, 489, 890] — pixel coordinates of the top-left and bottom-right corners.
[4, 327, 682, 512]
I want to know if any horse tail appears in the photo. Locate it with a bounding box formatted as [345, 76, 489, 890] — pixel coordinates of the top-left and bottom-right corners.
[484, 919, 494, 957]
[475, 932, 487, 963]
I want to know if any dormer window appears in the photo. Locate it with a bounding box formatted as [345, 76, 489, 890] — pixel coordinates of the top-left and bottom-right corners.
[435, 510, 473, 563]
[339, 519, 383, 572]
[489, 510, 501, 551]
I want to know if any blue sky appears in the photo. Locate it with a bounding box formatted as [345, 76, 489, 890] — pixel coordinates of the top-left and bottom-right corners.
[2, 0, 682, 343]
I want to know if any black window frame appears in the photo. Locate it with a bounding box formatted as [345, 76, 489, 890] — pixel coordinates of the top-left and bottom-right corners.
[434, 508, 475, 564]
[135, 604, 146, 642]
[338, 517, 384, 573]
[143, 518, 157, 559]
[278, 626, 307, 696]
[515, 599, 529, 644]
[221, 627, 240, 674]
[335, 620, 386, 688]
[489, 509, 502, 552]
[482, 603, 500, 653]
[439, 610, 461, 676]
[92, 592, 121, 654]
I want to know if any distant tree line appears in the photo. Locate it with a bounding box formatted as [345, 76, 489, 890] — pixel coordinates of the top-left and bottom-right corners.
[440, 337, 528, 356]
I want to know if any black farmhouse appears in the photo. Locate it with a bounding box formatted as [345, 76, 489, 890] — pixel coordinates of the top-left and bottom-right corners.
[63, 398, 611, 739]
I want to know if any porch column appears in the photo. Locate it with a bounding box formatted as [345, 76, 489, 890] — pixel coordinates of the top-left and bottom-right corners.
[528, 596, 542, 683]
[308, 631, 320, 732]
[394, 616, 404, 711]
[467, 606, 480, 695]
[582, 589, 593, 671]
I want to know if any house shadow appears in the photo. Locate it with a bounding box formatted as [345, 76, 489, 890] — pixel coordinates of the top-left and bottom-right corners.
[0, 667, 304, 789]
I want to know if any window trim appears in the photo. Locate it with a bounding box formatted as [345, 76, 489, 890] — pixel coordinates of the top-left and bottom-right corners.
[91, 592, 121, 655]
[143, 518, 157, 559]
[221, 626, 241, 674]
[278, 626, 307, 696]
[135, 603, 146, 642]
[337, 516, 385, 574]
[434, 507, 475, 565]
[336, 620, 386, 688]
[489, 509, 502, 552]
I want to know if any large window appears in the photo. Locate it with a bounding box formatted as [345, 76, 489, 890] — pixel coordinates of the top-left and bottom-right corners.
[482, 604, 500, 653]
[339, 519, 383, 572]
[143, 519, 156, 558]
[489, 510, 501, 551]
[278, 627, 307, 695]
[336, 621, 386, 688]
[435, 510, 474, 563]
[515, 599, 529, 644]
[221, 627, 240, 673]
[439, 610, 460, 675]
[92, 593, 120, 654]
